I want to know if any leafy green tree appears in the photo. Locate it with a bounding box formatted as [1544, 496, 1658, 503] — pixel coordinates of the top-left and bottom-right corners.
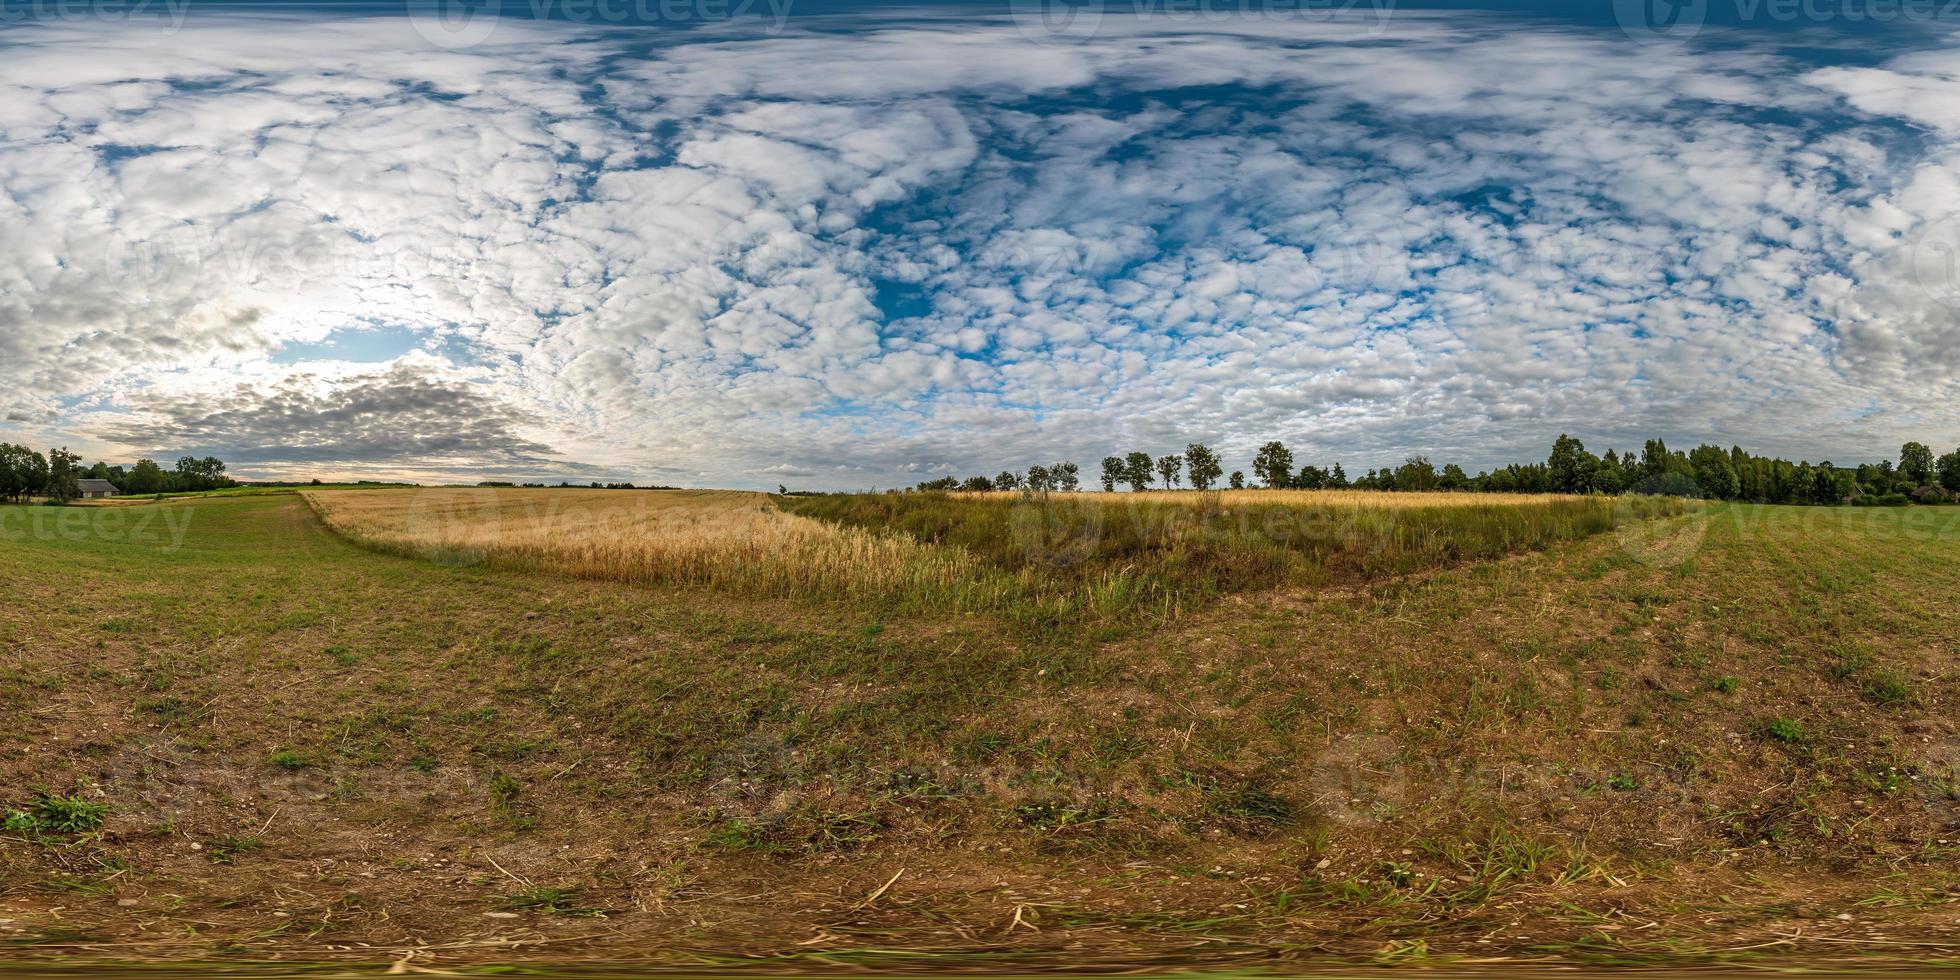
[1229, 471, 1244, 490]
[1055, 461, 1080, 492]
[1252, 441, 1293, 489]
[1155, 454, 1182, 489]
[1123, 452, 1153, 492]
[46, 448, 82, 503]
[1439, 463, 1469, 491]
[1329, 463, 1348, 488]
[1939, 449, 1960, 493]
[168, 456, 232, 493]
[961, 475, 995, 492]
[124, 458, 165, 495]
[1026, 465, 1052, 493]
[0, 444, 48, 501]
[1900, 441, 1935, 486]
[1395, 455, 1439, 491]
[1099, 456, 1124, 493]
[1183, 443, 1222, 491]
[1636, 439, 1663, 480]
[1547, 434, 1598, 494]
[1688, 444, 1738, 500]
[1295, 465, 1328, 490]
[995, 470, 1022, 491]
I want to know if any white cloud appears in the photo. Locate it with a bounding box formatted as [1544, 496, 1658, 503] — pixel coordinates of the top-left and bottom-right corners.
[0, 12, 1957, 485]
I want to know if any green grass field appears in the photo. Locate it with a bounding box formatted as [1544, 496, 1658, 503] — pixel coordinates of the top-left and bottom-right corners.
[2, 492, 1957, 969]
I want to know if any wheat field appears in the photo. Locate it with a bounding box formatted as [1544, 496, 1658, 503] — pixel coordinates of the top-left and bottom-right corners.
[305, 486, 1689, 622]
[301, 488, 982, 603]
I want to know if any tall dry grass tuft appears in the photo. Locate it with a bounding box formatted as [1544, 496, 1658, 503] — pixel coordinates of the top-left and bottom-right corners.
[301, 488, 991, 606]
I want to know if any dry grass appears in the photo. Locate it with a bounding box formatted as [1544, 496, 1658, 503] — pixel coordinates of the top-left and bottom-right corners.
[301, 488, 980, 603]
[306, 487, 1692, 628]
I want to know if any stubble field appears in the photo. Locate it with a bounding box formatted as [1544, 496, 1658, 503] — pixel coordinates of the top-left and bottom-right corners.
[0, 488, 1956, 972]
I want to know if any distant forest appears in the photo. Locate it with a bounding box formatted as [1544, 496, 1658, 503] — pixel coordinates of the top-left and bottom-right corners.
[0, 444, 234, 502]
[9, 434, 1960, 507]
[908, 436, 1960, 506]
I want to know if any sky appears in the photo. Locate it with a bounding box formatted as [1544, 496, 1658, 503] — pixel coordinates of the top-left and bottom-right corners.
[3, 0, 1959, 488]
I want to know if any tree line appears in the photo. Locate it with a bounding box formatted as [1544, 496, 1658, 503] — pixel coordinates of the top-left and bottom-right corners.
[0, 444, 233, 502]
[905, 435, 1960, 505]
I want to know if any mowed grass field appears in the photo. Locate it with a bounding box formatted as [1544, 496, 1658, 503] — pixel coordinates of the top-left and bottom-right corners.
[1, 490, 1958, 968]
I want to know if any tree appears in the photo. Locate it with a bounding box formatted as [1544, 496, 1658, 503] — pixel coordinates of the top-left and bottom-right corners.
[1054, 461, 1080, 493]
[1937, 449, 1960, 493]
[1329, 463, 1348, 488]
[1123, 452, 1153, 493]
[124, 454, 164, 493]
[0, 444, 48, 502]
[1594, 451, 1626, 495]
[1900, 441, 1935, 487]
[1099, 456, 1124, 493]
[1395, 455, 1438, 492]
[961, 475, 995, 492]
[1439, 463, 1469, 491]
[1183, 443, 1222, 491]
[1229, 471, 1244, 490]
[1155, 454, 1182, 489]
[995, 470, 1022, 492]
[1026, 465, 1052, 493]
[46, 447, 81, 503]
[1252, 441, 1294, 489]
[1547, 434, 1598, 494]
[1296, 465, 1328, 490]
[168, 455, 231, 493]
[1688, 444, 1738, 500]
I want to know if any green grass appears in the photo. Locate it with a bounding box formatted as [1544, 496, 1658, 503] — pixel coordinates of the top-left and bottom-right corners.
[783, 491, 1690, 623]
[4, 794, 109, 835]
